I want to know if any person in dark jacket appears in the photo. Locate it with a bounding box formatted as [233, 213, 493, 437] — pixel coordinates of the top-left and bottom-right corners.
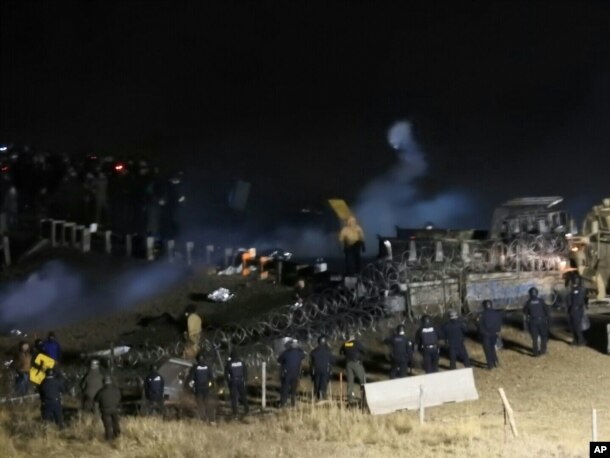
[340, 333, 366, 403]
[188, 354, 215, 422]
[143, 364, 165, 416]
[566, 276, 587, 346]
[478, 300, 503, 369]
[39, 368, 65, 429]
[95, 376, 122, 441]
[41, 332, 61, 362]
[384, 324, 414, 378]
[441, 310, 471, 370]
[523, 287, 550, 356]
[414, 315, 441, 374]
[310, 336, 335, 400]
[80, 359, 104, 413]
[278, 339, 306, 407]
[224, 350, 249, 417]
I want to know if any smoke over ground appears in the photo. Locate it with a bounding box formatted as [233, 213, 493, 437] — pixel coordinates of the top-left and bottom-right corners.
[353, 121, 474, 249]
[0, 260, 188, 333]
[179, 120, 475, 258]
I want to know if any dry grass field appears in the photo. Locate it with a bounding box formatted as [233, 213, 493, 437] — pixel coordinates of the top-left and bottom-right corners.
[1, 322, 608, 458]
[1, 250, 609, 457]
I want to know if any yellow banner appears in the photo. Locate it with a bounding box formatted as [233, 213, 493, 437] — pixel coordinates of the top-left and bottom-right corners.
[328, 199, 354, 222]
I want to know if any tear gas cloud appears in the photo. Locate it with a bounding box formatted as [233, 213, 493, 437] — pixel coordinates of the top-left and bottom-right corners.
[353, 121, 474, 249]
[0, 260, 188, 332]
[180, 120, 475, 258]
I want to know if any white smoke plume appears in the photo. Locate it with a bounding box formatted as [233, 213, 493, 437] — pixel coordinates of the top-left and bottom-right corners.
[353, 120, 473, 249]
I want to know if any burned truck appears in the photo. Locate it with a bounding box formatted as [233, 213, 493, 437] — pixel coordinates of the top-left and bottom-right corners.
[376, 197, 572, 317]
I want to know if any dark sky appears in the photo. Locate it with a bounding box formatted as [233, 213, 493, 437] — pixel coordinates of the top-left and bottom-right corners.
[2, 0, 610, 226]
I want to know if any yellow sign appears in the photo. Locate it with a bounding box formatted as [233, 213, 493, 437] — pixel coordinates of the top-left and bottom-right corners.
[29, 353, 56, 385]
[328, 199, 354, 222]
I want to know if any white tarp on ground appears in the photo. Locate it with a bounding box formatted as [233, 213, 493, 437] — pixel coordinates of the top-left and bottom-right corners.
[364, 368, 479, 415]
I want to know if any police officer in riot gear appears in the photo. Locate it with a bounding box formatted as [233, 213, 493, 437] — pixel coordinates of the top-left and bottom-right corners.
[224, 350, 249, 418]
[478, 300, 503, 369]
[415, 315, 440, 373]
[340, 333, 366, 404]
[384, 324, 414, 378]
[143, 364, 165, 416]
[523, 287, 550, 356]
[441, 310, 471, 370]
[310, 336, 335, 400]
[188, 353, 215, 422]
[39, 367, 65, 429]
[566, 276, 587, 346]
[278, 339, 306, 407]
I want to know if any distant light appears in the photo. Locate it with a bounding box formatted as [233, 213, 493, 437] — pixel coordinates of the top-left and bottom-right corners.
[114, 163, 125, 172]
[178, 196, 185, 203]
[0, 146, 7, 152]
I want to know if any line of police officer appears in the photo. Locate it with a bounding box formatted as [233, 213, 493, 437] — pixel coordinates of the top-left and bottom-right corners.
[38, 278, 588, 434]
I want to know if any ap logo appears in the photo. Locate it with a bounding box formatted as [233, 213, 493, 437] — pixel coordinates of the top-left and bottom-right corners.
[591, 442, 610, 457]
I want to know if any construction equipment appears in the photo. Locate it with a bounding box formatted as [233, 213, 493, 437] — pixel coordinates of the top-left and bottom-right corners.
[568, 197, 610, 301]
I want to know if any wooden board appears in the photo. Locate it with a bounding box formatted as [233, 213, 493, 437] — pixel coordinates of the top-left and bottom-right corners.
[364, 368, 479, 415]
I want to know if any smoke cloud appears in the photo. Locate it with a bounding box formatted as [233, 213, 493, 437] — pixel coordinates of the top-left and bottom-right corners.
[0, 260, 188, 333]
[353, 121, 474, 248]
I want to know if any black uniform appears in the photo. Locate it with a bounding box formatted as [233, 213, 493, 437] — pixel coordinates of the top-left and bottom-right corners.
[479, 307, 503, 369]
[95, 384, 122, 440]
[566, 284, 587, 345]
[441, 319, 471, 369]
[310, 344, 335, 400]
[224, 357, 249, 416]
[523, 297, 550, 356]
[384, 333, 414, 378]
[188, 361, 214, 421]
[143, 370, 165, 415]
[278, 347, 306, 407]
[340, 339, 366, 402]
[39, 372, 65, 428]
[414, 325, 440, 373]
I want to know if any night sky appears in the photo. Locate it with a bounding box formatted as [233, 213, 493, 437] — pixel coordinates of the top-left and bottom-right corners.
[2, 1, 610, 229]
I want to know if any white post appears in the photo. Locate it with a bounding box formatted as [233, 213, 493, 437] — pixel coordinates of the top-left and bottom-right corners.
[186, 241, 194, 266]
[435, 241, 444, 263]
[167, 240, 175, 263]
[104, 230, 112, 254]
[60, 222, 68, 246]
[592, 408, 598, 442]
[82, 228, 91, 253]
[125, 235, 132, 257]
[146, 237, 154, 261]
[206, 244, 214, 265]
[2, 236, 10, 266]
[261, 362, 267, 409]
[419, 385, 425, 424]
[408, 240, 417, 262]
[461, 241, 470, 263]
[224, 247, 233, 268]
